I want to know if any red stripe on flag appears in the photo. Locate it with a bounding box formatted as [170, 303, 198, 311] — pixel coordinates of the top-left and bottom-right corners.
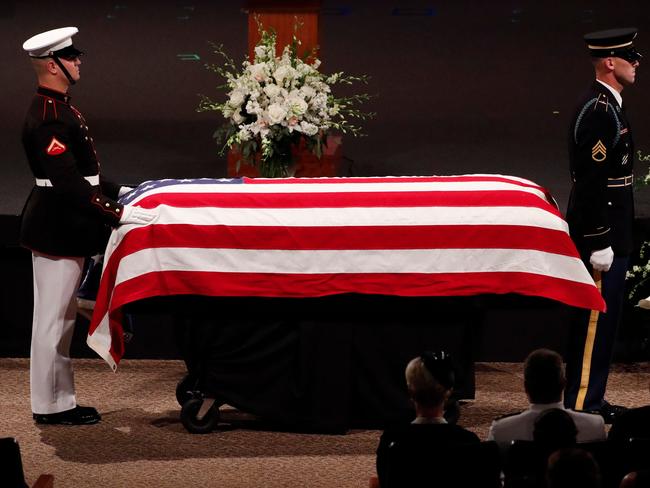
[109, 224, 579, 255]
[93, 267, 605, 366]
[106, 270, 605, 315]
[242, 175, 545, 190]
[135, 190, 561, 217]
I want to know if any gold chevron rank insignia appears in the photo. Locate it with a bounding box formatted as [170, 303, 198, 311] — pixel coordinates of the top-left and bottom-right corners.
[592, 140, 607, 162]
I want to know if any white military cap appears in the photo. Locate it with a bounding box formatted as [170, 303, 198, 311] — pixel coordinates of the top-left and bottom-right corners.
[22, 26, 83, 58]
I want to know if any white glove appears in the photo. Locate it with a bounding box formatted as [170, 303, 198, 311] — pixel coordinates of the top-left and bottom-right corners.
[589, 246, 614, 272]
[118, 186, 134, 197]
[119, 205, 157, 225]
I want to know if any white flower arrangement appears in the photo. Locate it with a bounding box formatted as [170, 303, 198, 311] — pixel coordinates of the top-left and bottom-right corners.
[626, 164, 650, 308]
[199, 27, 373, 177]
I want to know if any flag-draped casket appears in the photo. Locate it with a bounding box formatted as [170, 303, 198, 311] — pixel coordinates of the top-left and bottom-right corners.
[87, 175, 605, 370]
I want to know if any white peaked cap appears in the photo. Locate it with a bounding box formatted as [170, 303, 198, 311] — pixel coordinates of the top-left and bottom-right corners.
[23, 27, 79, 58]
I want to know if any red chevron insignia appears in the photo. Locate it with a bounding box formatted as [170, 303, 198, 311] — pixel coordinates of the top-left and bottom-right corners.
[46, 137, 67, 156]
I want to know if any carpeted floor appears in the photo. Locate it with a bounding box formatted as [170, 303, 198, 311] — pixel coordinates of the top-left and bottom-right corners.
[1, 359, 648, 488]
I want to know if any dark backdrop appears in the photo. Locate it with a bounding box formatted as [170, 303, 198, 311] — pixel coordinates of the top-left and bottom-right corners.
[2, 1, 650, 361]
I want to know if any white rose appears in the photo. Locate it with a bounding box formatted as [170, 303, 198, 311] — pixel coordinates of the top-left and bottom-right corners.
[287, 96, 308, 116]
[267, 103, 288, 124]
[232, 112, 245, 124]
[300, 85, 316, 99]
[228, 90, 245, 107]
[273, 65, 295, 85]
[263, 84, 282, 99]
[248, 62, 267, 82]
[238, 127, 251, 141]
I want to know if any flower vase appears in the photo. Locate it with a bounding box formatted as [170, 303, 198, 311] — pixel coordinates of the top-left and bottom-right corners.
[258, 140, 296, 178]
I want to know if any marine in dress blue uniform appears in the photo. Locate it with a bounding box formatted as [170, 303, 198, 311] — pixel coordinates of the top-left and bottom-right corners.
[21, 27, 156, 425]
[564, 28, 641, 421]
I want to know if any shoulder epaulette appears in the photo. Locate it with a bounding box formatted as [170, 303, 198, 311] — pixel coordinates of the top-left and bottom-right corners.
[39, 96, 60, 121]
[593, 92, 610, 112]
[574, 94, 622, 145]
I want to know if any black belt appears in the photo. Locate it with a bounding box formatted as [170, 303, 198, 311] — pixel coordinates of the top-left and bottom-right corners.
[607, 175, 634, 187]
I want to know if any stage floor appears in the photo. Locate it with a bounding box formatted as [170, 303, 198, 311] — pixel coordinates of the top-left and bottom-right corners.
[2, 358, 648, 488]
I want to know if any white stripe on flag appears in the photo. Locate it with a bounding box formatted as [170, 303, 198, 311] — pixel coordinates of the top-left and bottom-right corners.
[150, 205, 568, 231]
[85, 312, 117, 371]
[114, 247, 593, 286]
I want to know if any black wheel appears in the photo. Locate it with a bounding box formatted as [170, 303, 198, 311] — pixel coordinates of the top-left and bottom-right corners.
[175, 373, 199, 406]
[180, 398, 220, 434]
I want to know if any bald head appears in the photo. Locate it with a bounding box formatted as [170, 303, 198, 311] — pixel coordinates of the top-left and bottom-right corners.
[28, 55, 80, 92]
[30, 57, 52, 77]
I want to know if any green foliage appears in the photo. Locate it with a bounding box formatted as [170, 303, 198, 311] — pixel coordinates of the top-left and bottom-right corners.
[197, 23, 373, 177]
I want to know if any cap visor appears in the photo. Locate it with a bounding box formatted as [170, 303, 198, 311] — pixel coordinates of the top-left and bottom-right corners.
[54, 45, 84, 58]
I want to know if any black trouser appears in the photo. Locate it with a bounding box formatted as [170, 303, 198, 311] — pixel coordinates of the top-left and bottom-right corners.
[564, 255, 629, 411]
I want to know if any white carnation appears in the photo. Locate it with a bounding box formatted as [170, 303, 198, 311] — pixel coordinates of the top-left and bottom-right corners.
[299, 121, 318, 136]
[311, 93, 327, 110]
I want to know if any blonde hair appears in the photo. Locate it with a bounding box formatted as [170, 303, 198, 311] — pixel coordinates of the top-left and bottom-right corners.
[405, 357, 450, 408]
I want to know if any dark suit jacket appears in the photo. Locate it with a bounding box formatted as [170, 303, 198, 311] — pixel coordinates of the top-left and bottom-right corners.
[608, 405, 650, 442]
[20, 86, 123, 257]
[566, 81, 635, 257]
[376, 422, 482, 487]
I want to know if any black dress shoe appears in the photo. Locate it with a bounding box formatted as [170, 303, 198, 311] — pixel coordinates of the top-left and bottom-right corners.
[33, 406, 101, 425]
[597, 402, 628, 424]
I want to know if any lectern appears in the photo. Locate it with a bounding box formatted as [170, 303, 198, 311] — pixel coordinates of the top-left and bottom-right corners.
[246, 0, 321, 61]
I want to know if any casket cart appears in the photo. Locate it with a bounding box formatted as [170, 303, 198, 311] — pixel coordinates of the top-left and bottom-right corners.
[87, 175, 604, 433]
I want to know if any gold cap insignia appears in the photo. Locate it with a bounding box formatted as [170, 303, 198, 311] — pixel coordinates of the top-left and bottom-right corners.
[592, 140, 607, 162]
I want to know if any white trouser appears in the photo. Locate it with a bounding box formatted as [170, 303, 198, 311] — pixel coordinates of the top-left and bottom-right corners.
[30, 252, 84, 414]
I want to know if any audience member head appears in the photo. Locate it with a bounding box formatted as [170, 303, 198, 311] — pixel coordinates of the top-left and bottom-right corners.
[620, 470, 650, 488]
[533, 408, 578, 452]
[546, 448, 601, 488]
[405, 351, 454, 416]
[524, 349, 566, 404]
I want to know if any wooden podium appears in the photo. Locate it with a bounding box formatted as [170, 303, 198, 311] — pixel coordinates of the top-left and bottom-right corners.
[227, 0, 343, 177]
[246, 0, 321, 61]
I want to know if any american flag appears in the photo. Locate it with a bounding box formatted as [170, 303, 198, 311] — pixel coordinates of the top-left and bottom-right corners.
[87, 175, 605, 370]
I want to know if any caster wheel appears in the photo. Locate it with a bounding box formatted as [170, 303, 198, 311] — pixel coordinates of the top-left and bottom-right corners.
[181, 398, 220, 434]
[176, 374, 199, 406]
